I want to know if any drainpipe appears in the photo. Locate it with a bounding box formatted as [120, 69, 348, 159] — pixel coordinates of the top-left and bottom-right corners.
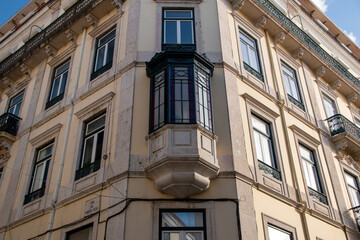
[46, 28, 87, 240]
[264, 30, 311, 240]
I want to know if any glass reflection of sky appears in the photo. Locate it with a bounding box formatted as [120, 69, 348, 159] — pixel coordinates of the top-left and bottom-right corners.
[162, 212, 203, 227]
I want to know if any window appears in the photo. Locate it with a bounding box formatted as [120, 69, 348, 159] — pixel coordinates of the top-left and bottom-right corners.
[239, 29, 262, 81]
[150, 65, 213, 133]
[299, 145, 327, 205]
[46, 60, 70, 109]
[163, 10, 194, 47]
[66, 225, 93, 240]
[75, 114, 105, 180]
[24, 143, 53, 204]
[345, 172, 360, 207]
[160, 210, 206, 240]
[281, 63, 303, 110]
[323, 95, 337, 118]
[91, 28, 116, 80]
[251, 115, 280, 180]
[268, 225, 292, 240]
[8, 91, 24, 116]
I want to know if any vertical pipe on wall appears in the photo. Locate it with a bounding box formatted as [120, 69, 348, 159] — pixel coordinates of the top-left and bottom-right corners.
[46, 28, 87, 240]
[264, 30, 311, 240]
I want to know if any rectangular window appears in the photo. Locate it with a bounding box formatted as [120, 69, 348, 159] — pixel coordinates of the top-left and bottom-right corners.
[46, 60, 70, 109]
[268, 225, 292, 240]
[281, 63, 303, 110]
[323, 95, 337, 118]
[91, 28, 116, 80]
[252, 115, 280, 180]
[160, 210, 206, 240]
[163, 10, 194, 47]
[8, 91, 24, 116]
[345, 172, 360, 207]
[75, 114, 105, 180]
[195, 66, 212, 131]
[299, 145, 327, 205]
[66, 225, 93, 240]
[24, 143, 53, 204]
[239, 29, 263, 81]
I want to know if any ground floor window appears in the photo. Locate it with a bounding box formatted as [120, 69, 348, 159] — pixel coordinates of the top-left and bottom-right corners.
[66, 224, 93, 240]
[160, 210, 206, 240]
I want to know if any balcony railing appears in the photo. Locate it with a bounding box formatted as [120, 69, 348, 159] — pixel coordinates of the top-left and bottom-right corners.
[75, 161, 101, 180]
[253, 0, 360, 91]
[24, 187, 45, 205]
[326, 114, 360, 141]
[0, 112, 21, 136]
[0, 0, 98, 78]
[351, 205, 360, 231]
[258, 161, 281, 181]
[308, 187, 328, 205]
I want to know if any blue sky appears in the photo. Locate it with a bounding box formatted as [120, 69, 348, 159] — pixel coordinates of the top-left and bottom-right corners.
[0, 0, 359, 46]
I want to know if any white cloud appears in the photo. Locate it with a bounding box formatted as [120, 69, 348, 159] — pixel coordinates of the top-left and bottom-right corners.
[311, 0, 328, 12]
[343, 29, 358, 44]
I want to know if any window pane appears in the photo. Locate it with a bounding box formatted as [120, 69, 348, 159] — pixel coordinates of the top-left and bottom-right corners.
[241, 42, 249, 65]
[106, 39, 115, 64]
[50, 76, 61, 100]
[95, 46, 106, 71]
[99, 30, 115, 46]
[162, 212, 203, 227]
[87, 115, 106, 135]
[180, 21, 193, 44]
[268, 225, 291, 240]
[252, 117, 267, 134]
[254, 132, 263, 161]
[83, 136, 94, 166]
[163, 232, 180, 240]
[38, 145, 52, 161]
[240, 32, 255, 48]
[8, 92, 24, 116]
[249, 49, 259, 71]
[323, 95, 337, 118]
[185, 232, 203, 240]
[165, 11, 192, 18]
[55, 61, 70, 76]
[165, 21, 177, 44]
[95, 131, 104, 162]
[261, 137, 272, 166]
[32, 162, 45, 191]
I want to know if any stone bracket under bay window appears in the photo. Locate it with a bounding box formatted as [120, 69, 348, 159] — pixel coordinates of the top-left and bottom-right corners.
[145, 124, 219, 198]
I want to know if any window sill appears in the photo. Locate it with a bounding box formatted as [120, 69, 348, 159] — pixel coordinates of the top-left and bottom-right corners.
[24, 187, 45, 205]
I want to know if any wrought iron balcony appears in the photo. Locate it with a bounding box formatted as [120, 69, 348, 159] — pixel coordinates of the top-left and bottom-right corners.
[326, 114, 360, 159]
[253, 0, 360, 92]
[351, 205, 360, 231]
[24, 187, 45, 205]
[308, 187, 328, 205]
[258, 161, 281, 181]
[75, 161, 101, 180]
[0, 112, 21, 136]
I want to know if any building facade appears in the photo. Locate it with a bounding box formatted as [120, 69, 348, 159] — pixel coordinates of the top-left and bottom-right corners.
[0, 0, 359, 239]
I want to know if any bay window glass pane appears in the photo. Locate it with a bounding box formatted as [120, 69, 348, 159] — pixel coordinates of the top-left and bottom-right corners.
[165, 21, 177, 44]
[180, 21, 193, 44]
[268, 225, 291, 240]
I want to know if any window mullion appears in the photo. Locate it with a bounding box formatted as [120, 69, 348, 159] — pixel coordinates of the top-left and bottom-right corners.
[177, 20, 181, 44]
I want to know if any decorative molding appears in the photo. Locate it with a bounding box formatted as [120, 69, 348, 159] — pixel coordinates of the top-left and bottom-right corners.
[89, 12, 122, 38]
[0, 139, 12, 164]
[242, 93, 280, 118]
[20, 64, 31, 77]
[48, 44, 76, 68]
[233, 12, 264, 39]
[231, 0, 245, 11]
[75, 92, 115, 119]
[292, 47, 304, 59]
[274, 32, 285, 45]
[65, 29, 77, 43]
[6, 77, 30, 98]
[255, 16, 267, 29]
[45, 45, 57, 57]
[330, 79, 342, 90]
[335, 141, 348, 152]
[29, 123, 63, 146]
[86, 13, 98, 27]
[315, 66, 326, 78]
[347, 93, 358, 103]
[2, 77, 13, 88]
[289, 124, 321, 146]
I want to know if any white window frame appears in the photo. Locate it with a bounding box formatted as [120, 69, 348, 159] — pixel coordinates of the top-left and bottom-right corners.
[262, 214, 298, 240]
[163, 9, 194, 45]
